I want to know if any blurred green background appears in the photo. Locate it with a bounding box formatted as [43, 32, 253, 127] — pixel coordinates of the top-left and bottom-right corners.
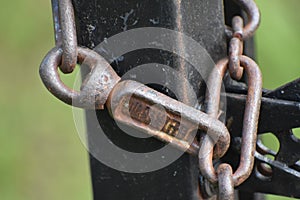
[0, 0, 299, 199]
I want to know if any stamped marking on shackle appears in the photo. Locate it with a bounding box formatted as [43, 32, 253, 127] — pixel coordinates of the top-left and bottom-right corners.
[107, 80, 231, 157]
[115, 93, 197, 154]
[127, 95, 189, 139]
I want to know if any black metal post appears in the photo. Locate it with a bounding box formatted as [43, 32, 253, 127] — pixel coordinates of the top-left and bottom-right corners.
[72, 0, 226, 199]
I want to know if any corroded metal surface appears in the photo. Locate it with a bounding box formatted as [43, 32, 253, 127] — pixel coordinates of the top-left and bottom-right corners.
[39, 47, 120, 109]
[218, 164, 234, 200]
[225, 0, 260, 39]
[107, 80, 230, 158]
[228, 16, 244, 80]
[199, 56, 262, 187]
[51, 0, 78, 73]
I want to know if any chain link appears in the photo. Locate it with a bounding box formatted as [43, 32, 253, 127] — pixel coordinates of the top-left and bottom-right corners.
[199, 55, 262, 184]
[218, 164, 234, 200]
[225, 0, 260, 40]
[199, 0, 262, 199]
[39, 46, 121, 109]
[228, 16, 244, 80]
[52, 0, 78, 73]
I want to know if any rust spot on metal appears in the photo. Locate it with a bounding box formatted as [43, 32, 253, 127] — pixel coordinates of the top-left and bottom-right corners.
[107, 80, 231, 156]
[225, 0, 260, 39]
[199, 55, 262, 186]
[217, 164, 234, 200]
[39, 47, 121, 109]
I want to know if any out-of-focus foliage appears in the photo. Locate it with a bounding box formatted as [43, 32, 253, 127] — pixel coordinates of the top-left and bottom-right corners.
[0, 1, 92, 200]
[0, 0, 298, 199]
[256, 0, 300, 199]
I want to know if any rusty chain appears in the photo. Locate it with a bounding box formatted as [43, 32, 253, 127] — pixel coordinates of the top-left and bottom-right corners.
[199, 0, 262, 199]
[225, 0, 260, 40]
[40, 0, 262, 199]
[52, 0, 78, 73]
[199, 56, 262, 199]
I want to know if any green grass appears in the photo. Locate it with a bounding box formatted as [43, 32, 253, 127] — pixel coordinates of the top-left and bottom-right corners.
[0, 0, 299, 199]
[0, 1, 92, 199]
